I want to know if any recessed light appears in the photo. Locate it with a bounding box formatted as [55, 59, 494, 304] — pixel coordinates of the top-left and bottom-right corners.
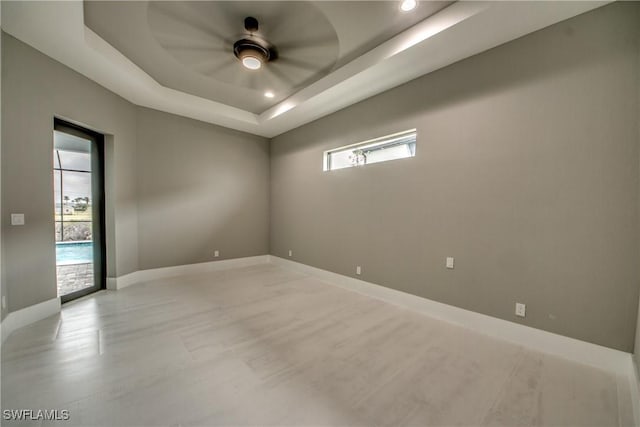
[264, 91, 275, 98]
[400, 0, 417, 12]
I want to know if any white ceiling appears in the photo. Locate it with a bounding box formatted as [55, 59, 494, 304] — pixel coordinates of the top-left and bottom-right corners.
[84, 1, 452, 114]
[1, 1, 610, 138]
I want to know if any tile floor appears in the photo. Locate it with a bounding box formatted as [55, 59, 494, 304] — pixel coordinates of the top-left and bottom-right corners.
[1, 263, 635, 426]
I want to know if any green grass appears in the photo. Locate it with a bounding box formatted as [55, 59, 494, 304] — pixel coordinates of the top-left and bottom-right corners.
[55, 208, 92, 222]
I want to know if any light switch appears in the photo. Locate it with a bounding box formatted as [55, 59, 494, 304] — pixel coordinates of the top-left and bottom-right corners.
[446, 257, 454, 269]
[11, 213, 25, 226]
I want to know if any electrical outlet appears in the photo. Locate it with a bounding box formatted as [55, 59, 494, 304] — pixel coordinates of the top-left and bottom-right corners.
[515, 302, 526, 318]
[446, 257, 454, 269]
[11, 213, 25, 226]
[356, 266, 362, 275]
[288, 249, 292, 257]
[214, 250, 219, 258]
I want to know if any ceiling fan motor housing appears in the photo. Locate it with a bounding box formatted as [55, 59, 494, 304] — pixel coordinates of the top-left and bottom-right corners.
[244, 16, 259, 32]
[233, 38, 272, 64]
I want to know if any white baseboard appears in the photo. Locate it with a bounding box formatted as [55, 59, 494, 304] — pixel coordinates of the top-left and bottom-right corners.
[107, 255, 271, 290]
[1, 256, 270, 342]
[270, 256, 633, 377]
[0, 297, 60, 344]
[631, 356, 640, 426]
[106, 277, 117, 290]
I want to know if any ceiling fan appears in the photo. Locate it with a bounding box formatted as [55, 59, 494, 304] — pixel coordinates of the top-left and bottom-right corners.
[233, 17, 278, 70]
[147, 1, 339, 96]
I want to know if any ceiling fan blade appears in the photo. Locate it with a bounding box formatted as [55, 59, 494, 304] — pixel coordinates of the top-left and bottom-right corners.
[265, 64, 297, 88]
[276, 57, 325, 73]
[276, 43, 337, 56]
[265, 2, 330, 42]
[151, 2, 233, 45]
[163, 45, 229, 54]
[189, 56, 226, 73]
[151, 30, 230, 51]
[245, 72, 261, 91]
[199, 59, 238, 77]
[275, 35, 338, 51]
[253, 1, 291, 40]
[259, 69, 283, 91]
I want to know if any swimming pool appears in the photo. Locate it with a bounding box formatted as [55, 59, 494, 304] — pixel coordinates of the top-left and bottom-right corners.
[56, 241, 93, 265]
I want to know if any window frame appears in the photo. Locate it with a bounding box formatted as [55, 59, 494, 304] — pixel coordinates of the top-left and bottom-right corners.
[323, 128, 417, 172]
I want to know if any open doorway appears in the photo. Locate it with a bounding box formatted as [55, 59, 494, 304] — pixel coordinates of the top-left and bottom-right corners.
[53, 119, 106, 303]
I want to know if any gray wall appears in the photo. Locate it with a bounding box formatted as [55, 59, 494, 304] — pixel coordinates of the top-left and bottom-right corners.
[136, 107, 269, 270]
[0, 34, 271, 314]
[0, 17, 5, 320]
[2, 33, 138, 312]
[635, 7, 640, 369]
[270, 3, 640, 352]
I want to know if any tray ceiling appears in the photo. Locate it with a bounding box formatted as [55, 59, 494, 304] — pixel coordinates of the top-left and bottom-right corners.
[1, 1, 610, 137]
[84, 1, 450, 114]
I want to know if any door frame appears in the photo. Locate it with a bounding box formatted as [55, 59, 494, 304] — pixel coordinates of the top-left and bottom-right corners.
[54, 118, 107, 303]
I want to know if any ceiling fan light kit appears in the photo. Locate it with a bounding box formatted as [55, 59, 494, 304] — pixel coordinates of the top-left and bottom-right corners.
[242, 56, 262, 70]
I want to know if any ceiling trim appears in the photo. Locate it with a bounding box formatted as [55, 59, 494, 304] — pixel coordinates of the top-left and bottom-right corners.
[1, 1, 610, 138]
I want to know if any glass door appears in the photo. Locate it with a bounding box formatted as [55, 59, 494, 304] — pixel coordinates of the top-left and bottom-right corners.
[53, 119, 106, 303]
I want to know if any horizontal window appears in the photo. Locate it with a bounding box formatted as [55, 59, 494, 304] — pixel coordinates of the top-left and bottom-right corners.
[324, 129, 416, 171]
